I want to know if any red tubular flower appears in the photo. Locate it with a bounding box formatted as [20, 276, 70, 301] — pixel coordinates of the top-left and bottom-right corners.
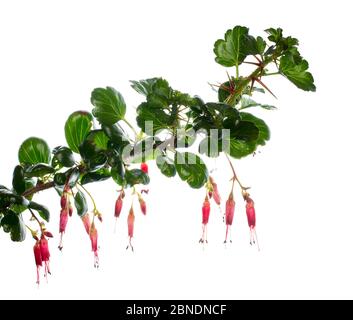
[245, 196, 259, 250]
[224, 193, 235, 243]
[115, 195, 123, 218]
[60, 193, 67, 209]
[68, 203, 73, 217]
[210, 177, 221, 206]
[89, 222, 99, 268]
[58, 184, 72, 250]
[140, 162, 148, 174]
[127, 206, 135, 251]
[81, 213, 91, 235]
[199, 195, 210, 244]
[202, 196, 211, 225]
[40, 235, 51, 277]
[59, 208, 69, 233]
[138, 195, 146, 215]
[33, 241, 42, 284]
[58, 208, 69, 250]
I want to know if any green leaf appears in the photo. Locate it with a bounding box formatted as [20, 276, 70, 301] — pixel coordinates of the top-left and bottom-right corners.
[279, 54, 316, 91]
[9, 204, 28, 214]
[136, 102, 172, 133]
[175, 126, 197, 148]
[67, 168, 81, 187]
[28, 201, 50, 222]
[124, 169, 150, 187]
[214, 26, 257, 67]
[193, 102, 240, 132]
[12, 165, 26, 195]
[240, 96, 276, 111]
[231, 121, 259, 141]
[79, 130, 108, 171]
[18, 137, 51, 165]
[265, 27, 283, 44]
[102, 124, 130, 152]
[54, 172, 67, 186]
[1, 211, 26, 242]
[74, 190, 87, 217]
[93, 130, 109, 150]
[156, 155, 176, 177]
[198, 135, 221, 158]
[129, 137, 157, 163]
[91, 87, 126, 125]
[224, 138, 257, 159]
[174, 152, 208, 189]
[81, 168, 111, 185]
[240, 112, 270, 146]
[130, 78, 158, 96]
[65, 111, 93, 153]
[24, 163, 55, 178]
[111, 162, 125, 186]
[52, 146, 75, 168]
[255, 36, 266, 55]
[0, 188, 30, 209]
[23, 179, 36, 200]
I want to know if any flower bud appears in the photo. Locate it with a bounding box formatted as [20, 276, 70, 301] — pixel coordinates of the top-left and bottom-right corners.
[140, 162, 148, 174]
[138, 195, 146, 215]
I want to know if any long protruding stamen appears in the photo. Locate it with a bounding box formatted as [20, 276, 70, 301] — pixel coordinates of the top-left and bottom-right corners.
[36, 267, 40, 285]
[224, 225, 229, 243]
[94, 252, 99, 268]
[58, 233, 64, 251]
[126, 237, 134, 252]
[254, 229, 260, 252]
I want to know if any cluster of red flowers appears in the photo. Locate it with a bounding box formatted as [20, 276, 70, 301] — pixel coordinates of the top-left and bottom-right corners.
[200, 177, 258, 247]
[32, 162, 258, 284]
[33, 230, 53, 284]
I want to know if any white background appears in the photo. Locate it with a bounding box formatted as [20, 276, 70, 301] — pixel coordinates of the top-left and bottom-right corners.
[0, 0, 352, 300]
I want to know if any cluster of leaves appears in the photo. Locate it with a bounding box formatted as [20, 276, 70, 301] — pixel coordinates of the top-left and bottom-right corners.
[0, 25, 315, 243]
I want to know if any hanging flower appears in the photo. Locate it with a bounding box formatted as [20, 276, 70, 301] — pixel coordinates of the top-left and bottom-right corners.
[244, 193, 259, 250]
[126, 206, 135, 251]
[199, 194, 210, 244]
[209, 177, 221, 205]
[89, 222, 99, 268]
[138, 194, 146, 215]
[81, 213, 91, 235]
[114, 190, 124, 218]
[40, 234, 51, 277]
[58, 184, 72, 250]
[33, 240, 42, 284]
[224, 193, 235, 243]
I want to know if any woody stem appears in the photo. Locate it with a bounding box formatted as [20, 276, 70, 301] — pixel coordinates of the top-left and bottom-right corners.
[22, 181, 55, 198]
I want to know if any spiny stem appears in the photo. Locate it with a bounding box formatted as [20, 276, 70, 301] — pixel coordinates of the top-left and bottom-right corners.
[243, 61, 260, 66]
[253, 55, 262, 64]
[262, 72, 280, 77]
[254, 78, 277, 99]
[225, 153, 249, 191]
